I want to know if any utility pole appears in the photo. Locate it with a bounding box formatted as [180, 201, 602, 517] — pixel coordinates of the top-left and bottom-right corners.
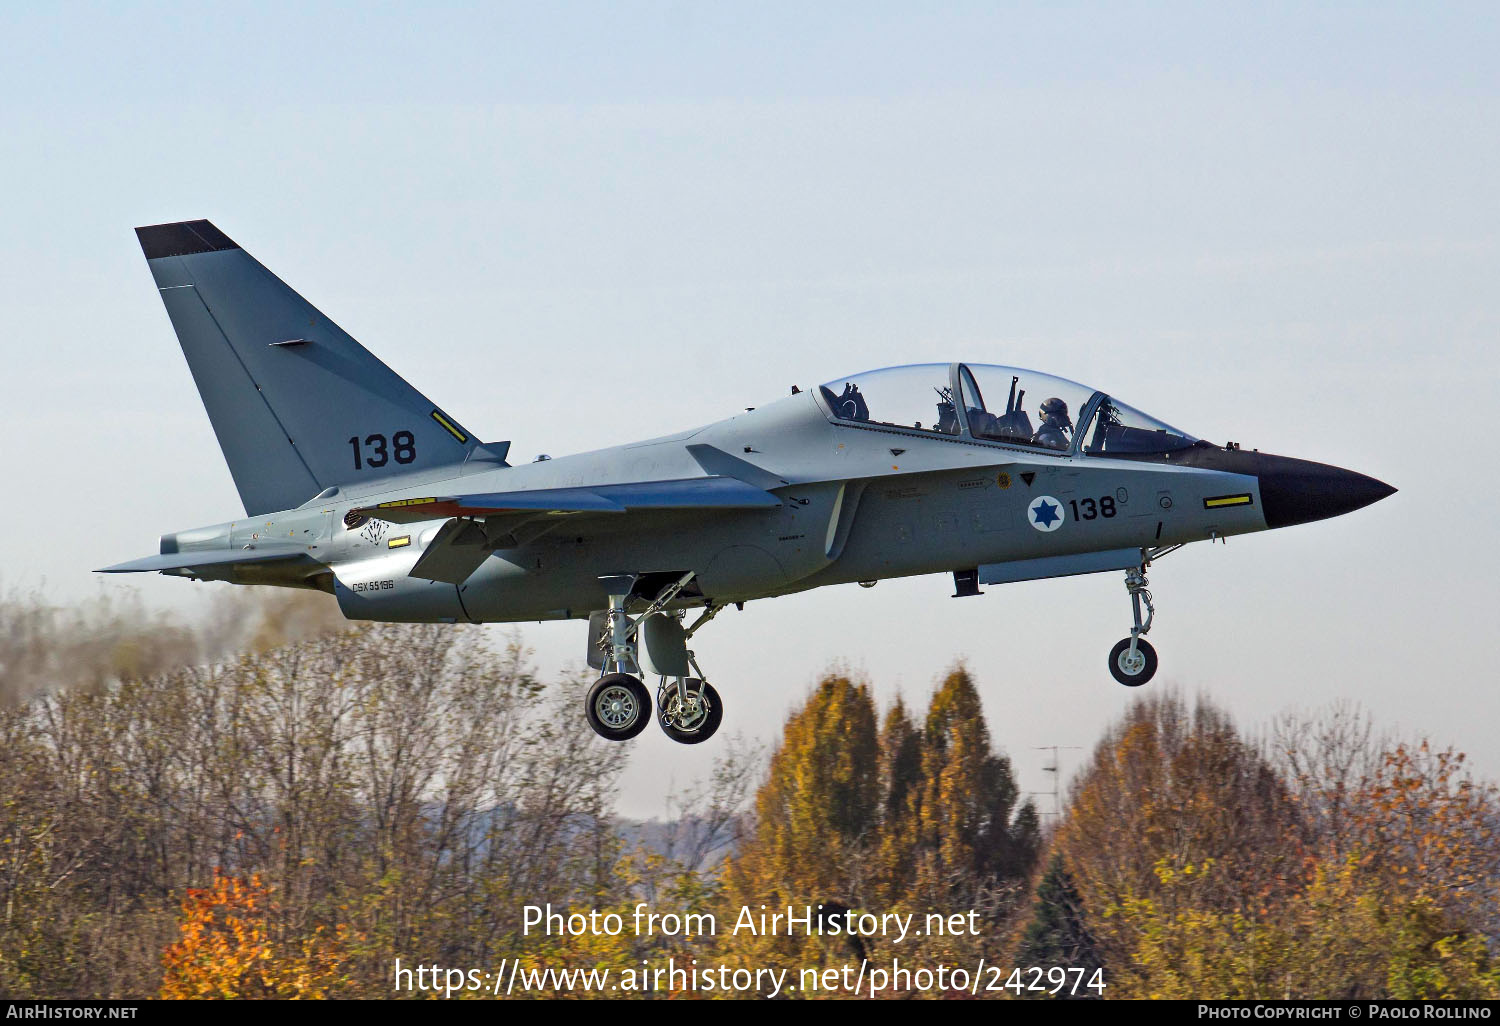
[1029, 745, 1082, 818]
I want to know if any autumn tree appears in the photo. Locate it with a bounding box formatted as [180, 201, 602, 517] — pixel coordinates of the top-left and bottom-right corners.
[722, 675, 880, 910]
[871, 698, 924, 904]
[1051, 694, 1500, 999]
[911, 667, 1039, 895]
[0, 594, 635, 998]
[720, 667, 1041, 991]
[1056, 692, 1300, 955]
[160, 871, 352, 999]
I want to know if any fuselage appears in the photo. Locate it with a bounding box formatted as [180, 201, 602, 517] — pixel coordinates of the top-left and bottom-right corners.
[154, 381, 1387, 625]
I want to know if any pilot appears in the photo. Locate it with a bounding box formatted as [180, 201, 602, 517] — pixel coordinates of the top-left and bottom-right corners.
[1033, 397, 1072, 449]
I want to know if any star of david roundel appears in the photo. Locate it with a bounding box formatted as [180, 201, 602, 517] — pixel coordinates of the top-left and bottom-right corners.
[1027, 495, 1066, 533]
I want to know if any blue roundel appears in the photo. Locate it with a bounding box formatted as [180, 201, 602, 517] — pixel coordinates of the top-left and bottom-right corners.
[1027, 495, 1066, 532]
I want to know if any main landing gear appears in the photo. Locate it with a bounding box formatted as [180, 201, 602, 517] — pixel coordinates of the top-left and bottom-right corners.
[1107, 546, 1181, 688]
[586, 573, 726, 745]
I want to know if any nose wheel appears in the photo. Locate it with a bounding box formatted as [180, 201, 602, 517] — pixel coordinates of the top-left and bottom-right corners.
[1109, 558, 1163, 687]
[1109, 636, 1157, 687]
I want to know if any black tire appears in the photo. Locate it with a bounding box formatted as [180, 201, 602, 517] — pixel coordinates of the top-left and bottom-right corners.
[1108, 637, 1158, 687]
[657, 679, 723, 745]
[585, 673, 652, 741]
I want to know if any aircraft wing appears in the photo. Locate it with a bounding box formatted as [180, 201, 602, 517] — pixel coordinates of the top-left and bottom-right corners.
[593, 476, 783, 508]
[356, 489, 622, 523]
[352, 476, 782, 524]
[97, 546, 317, 575]
[359, 477, 782, 585]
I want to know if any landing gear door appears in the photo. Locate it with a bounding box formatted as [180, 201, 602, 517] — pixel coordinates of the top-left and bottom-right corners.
[587, 610, 608, 670]
[639, 613, 691, 678]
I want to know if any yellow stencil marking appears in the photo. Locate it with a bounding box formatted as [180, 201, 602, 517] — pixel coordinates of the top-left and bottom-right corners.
[430, 409, 469, 443]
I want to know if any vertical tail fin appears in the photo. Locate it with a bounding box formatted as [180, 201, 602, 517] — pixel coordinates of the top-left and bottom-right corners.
[136, 220, 484, 515]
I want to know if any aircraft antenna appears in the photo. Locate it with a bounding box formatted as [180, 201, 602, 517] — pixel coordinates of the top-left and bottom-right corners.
[1029, 745, 1082, 818]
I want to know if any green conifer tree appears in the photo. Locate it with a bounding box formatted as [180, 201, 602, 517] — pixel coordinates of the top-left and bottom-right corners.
[1016, 854, 1104, 996]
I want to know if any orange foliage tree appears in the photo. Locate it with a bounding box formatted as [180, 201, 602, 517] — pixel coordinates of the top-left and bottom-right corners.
[160, 870, 352, 999]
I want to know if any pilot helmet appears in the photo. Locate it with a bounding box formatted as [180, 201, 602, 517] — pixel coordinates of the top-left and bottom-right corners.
[1039, 396, 1070, 423]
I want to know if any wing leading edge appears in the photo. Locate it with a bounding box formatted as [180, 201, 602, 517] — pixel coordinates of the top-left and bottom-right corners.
[351, 476, 782, 524]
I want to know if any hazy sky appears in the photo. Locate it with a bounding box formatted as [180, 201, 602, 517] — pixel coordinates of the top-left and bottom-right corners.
[2, 2, 1496, 817]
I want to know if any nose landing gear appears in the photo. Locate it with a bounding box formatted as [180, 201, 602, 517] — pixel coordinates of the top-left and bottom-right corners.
[585, 573, 727, 744]
[1108, 547, 1179, 687]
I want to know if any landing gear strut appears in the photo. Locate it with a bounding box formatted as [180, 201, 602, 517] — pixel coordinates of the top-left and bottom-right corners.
[585, 573, 727, 744]
[585, 577, 654, 741]
[1107, 547, 1178, 687]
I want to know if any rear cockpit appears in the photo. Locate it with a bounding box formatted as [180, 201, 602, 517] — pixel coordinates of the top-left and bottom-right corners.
[818, 363, 1197, 456]
[820, 364, 960, 436]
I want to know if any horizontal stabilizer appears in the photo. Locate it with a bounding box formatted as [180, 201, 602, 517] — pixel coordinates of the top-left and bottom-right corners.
[354, 476, 781, 525]
[97, 546, 316, 575]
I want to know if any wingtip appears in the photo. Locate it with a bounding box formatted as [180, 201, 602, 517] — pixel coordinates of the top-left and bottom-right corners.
[135, 219, 240, 260]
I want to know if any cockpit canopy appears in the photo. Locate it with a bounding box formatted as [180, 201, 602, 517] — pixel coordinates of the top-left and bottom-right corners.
[818, 363, 1197, 456]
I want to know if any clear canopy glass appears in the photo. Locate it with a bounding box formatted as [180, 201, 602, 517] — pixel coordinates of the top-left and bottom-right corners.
[958, 364, 1096, 451]
[818, 364, 960, 436]
[1077, 395, 1197, 455]
[819, 363, 1198, 455]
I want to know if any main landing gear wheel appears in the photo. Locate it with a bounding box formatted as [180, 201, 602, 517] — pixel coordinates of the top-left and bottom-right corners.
[586, 673, 652, 741]
[1108, 637, 1158, 687]
[587, 573, 731, 744]
[658, 678, 723, 745]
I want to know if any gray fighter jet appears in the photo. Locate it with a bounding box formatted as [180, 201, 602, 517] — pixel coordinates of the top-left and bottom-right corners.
[102, 220, 1395, 744]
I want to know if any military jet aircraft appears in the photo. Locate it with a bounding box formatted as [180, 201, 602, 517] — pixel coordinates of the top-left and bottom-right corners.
[102, 220, 1396, 744]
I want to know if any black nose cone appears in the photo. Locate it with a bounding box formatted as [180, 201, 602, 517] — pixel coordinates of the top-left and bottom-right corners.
[1257, 455, 1396, 529]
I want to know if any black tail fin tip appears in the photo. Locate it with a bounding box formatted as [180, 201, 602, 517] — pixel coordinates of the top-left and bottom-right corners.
[135, 220, 240, 260]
